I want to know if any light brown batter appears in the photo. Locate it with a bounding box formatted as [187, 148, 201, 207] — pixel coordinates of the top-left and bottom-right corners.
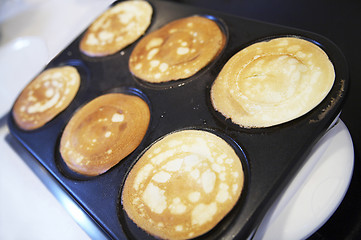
[122, 130, 244, 239]
[80, 0, 152, 57]
[129, 15, 226, 83]
[211, 37, 335, 128]
[12, 66, 80, 130]
[60, 93, 150, 176]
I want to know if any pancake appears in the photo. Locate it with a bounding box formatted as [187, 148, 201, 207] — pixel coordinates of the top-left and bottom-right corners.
[60, 93, 150, 176]
[79, 0, 153, 57]
[129, 15, 226, 83]
[122, 129, 244, 239]
[12, 66, 80, 130]
[210, 37, 335, 128]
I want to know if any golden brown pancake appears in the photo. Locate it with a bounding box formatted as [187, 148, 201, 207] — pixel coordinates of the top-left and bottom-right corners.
[129, 15, 226, 83]
[122, 130, 244, 239]
[12, 66, 80, 130]
[211, 37, 335, 128]
[60, 93, 150, 176]
[79, 0, 152, 57]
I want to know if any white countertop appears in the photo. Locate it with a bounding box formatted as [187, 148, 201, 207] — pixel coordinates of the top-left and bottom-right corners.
[0, 1, 113, 239]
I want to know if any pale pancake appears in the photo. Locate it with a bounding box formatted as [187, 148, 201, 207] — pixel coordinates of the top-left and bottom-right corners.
[211, 37, 335, 128]
[122, 130, 244, 239]
[129, 16, 226, 83]
[80, 0, 152, 57]
[60, 93, 150, 176]
[12, 66, 80, 130]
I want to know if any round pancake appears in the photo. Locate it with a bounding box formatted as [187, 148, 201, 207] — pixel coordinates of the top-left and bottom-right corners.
[129, 15, 226, 83]
[12, 66, 80, 131]
[211, 37, 335, 128]
[79, 0, 152, 57]
[60, 93, 150, 176]
[122, 130, 244, 239]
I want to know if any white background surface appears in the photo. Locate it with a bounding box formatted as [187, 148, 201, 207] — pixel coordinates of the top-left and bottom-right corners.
[0, 1, 113, 239]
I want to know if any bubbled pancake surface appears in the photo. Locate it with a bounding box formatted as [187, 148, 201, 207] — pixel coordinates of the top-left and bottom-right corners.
[60, 93, 150, 176]
[122, 130, 244, 239]
[79, 0, 152, 57]
[211, 37, 335, 128]
[12, 66, 80, 130]
[129, 16, 226, 83]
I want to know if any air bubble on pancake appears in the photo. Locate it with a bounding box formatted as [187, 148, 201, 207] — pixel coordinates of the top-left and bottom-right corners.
[118, 12, 133, 24]
[232, 184, 239, 195]
[216, 183, 230, 203]
[169, 197, 187, 215]
[111, 113, 124, 122]
[45, 88, 54, 97]
[162, 158, 183, 172]
[287, 45, 301, 52]
[116, 36, 124, 42]
[189, 168, 200, 180]
[146, 38, 163, 50]
[225, 158, 234, 164]
[175, 225, 183, 232]
[27, 92, 60, 114]
[232, 171, 240, 178]
[105, 131, 112, 138]
[27, 95, 37, 102]
[153, 147, 162, 154]
[150, 60, 160, 68]
[211, 163, 222, 173]
[177, 47, 190, 55]
[184, 155, 200, 171]
[201, 170, 216, 194]
[191, 202, 217, 226]
[159, 63, 169, 72]
[133, 163, 154, 191]
[142, 182, 167, 214]
[188, 192, 200, 203]
[52, 72, 62, 78]
[217, 154, 226, 162]
[99, 31, 114, 42]
[75, 155, 84, 164]
[147, 48, 159, 60]
[151, 149, 176, 165]
[134, 63, 142, 70]
[219, 172, 226, 181]
[152, 171, 171, 183]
